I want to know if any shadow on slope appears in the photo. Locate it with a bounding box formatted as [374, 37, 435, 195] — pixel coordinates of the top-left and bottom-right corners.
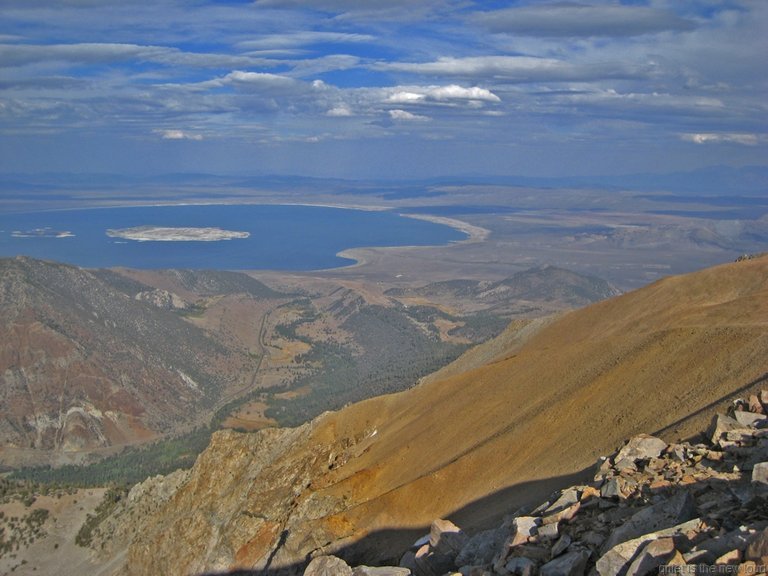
[196, 466, 595, 576]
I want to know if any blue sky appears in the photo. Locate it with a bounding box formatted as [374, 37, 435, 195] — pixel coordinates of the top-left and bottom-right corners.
[0, 0, 766, 179]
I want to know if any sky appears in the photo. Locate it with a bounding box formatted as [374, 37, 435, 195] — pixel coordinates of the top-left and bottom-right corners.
[0, 0, 766, 180]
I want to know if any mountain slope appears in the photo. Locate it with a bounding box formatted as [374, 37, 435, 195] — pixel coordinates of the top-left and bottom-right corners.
[112, 255, 768, 575]
[0, 257, 254, 466]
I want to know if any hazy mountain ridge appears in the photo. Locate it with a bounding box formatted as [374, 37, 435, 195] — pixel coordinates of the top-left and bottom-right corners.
[92, 255, 768, 575]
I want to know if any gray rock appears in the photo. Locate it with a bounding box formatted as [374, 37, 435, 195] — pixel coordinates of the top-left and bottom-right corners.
[540, 549, 591, 576]
[761, 390, 768, 412]
[615, 435, 667, 463]
[509, 516, 540, 547]
[400, 551, 418, 573]
[624, 538, 677, 576]
[708, 413, 743, 445]
[430, 518, 468, 557]
[746, 527, 768, 563]
[753, 462, 768, 486]
[415, 543, 455, 576]
[551, 534, 572, 558]
[734, 410, 767, 428]
[750, 395, 765, 415]
[602, 492, 695, 552]
[601, 478, 624, 500]
[545, 488, 581, 514]
[456, 527, 507, 567]
[352, 567, 412, 576]
[505, 556, 537, 576]
[596, 518, 702, 576]
[684, 525, 757, 564]
[538, 522, 560, 541]
[304, 555, 354, 576]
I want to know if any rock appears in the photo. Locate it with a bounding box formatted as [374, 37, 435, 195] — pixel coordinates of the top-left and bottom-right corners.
[505, 556, 537, 576]
[551, 534, 572, 558]
[540, 549, 591, 576]
[456, 527, 507, 567]
[749, 395, 765, 415]
[752, 462, 768, 487]
[715, 550, 742, 565]
[543, 502, 581, 526]
[761, 390, 768, 412]
[545, 488, 581, 514]
[415, 543, 455, 576]
[623, 538, 677, 576]
[745, 527, 768, 564]
[614, 435, 667, 464]
[739, 561, 758, 576]
[596, 518, 702, 576]
[734, 410, 767, 428]
[400, 551, 418, 573]
[601, 478, 625, 500]
[602, 492, 696, 552]
[709, 414, 744, 445]
[509, 516, 540, 547]
[538, 522, 560, 541]
[304, 555, 354, 576]
[352, 567, 412, 576]
[684, 525, 757, 564]
[430, 518, 468, 557]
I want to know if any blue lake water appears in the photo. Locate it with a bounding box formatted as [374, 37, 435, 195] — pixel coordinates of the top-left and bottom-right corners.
[0, 204, 466, 270]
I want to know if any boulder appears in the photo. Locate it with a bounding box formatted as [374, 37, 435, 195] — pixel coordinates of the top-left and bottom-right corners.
[733, 410, 767, 428]
[540, 549, 590, 576]
[545, 488, 581, 514]
[551, 534, 572, 558]
[304, 555, 354, 576]
[414, 543, 455, 576]
[455, 527, 507, 567]
[749, 395, 765, 415]
[509, 516, 540, 547]
[601, 478, 625, 500]
[684, 525, 757, 564]
[430, 518, 468, 557]
[352, 567, 412, 576]
[745, 527, 768, 564]
[602, 492, 696, 552]
[709, 414, 744, 445]
[761, 390, 768, 412]
[596, 518, 702, 576]
[623, 538, 677, 576]
[753, 462, 768, 487]
[505, 556, 537, 576]
[615, 435, 667, 463]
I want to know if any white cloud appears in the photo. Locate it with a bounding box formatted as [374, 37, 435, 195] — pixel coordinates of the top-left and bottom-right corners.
[386, 84, 500, 105]
[389, 109, 429, 121]
[680, 133, 761, 145]
[327, 105, 353, 117]
[156, 129, 203, 141]
[238, 32, 375, 50]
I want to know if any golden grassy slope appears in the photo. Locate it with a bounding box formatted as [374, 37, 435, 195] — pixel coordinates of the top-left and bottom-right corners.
[310, 255, 768, 545]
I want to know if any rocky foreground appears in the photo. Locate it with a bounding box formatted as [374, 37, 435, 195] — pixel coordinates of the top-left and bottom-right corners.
[308, 392, 768, 576]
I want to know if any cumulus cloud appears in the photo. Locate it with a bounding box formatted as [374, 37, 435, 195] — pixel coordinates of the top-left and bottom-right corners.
[156, 129, 203, 141]
[389, 109, 429, 121]
[472, 4, 697, 37]
[386, 84, 501, 105]
[680, 133, 761, 145]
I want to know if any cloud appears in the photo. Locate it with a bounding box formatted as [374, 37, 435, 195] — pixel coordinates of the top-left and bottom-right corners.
[389, 109, 429, 121]
[472, 4, 697, 37]
[156, 129, 203, 141]
[238, 32, 375, 50]
[680, 133, 761, 145]
[377, 55, 646, 83]
[386, 84, 501, 105]
[327, 105, 353, 117]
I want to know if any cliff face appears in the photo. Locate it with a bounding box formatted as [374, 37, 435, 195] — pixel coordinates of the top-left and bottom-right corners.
[111, 255, 768, 575]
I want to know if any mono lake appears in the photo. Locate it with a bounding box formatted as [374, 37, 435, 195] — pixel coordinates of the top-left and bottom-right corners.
[0, 204, 466, 270]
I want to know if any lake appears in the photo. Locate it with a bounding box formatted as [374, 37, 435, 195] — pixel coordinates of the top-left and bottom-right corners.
[0, 204, 466, 270]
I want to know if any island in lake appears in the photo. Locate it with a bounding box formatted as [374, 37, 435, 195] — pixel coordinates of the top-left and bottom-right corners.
[106, 225, 250, 242]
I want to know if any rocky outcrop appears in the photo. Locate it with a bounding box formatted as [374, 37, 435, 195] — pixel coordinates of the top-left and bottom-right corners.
[328, 394, 768, 576]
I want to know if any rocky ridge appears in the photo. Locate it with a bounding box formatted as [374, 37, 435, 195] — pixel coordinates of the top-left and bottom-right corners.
[315, 392, 768, 576]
